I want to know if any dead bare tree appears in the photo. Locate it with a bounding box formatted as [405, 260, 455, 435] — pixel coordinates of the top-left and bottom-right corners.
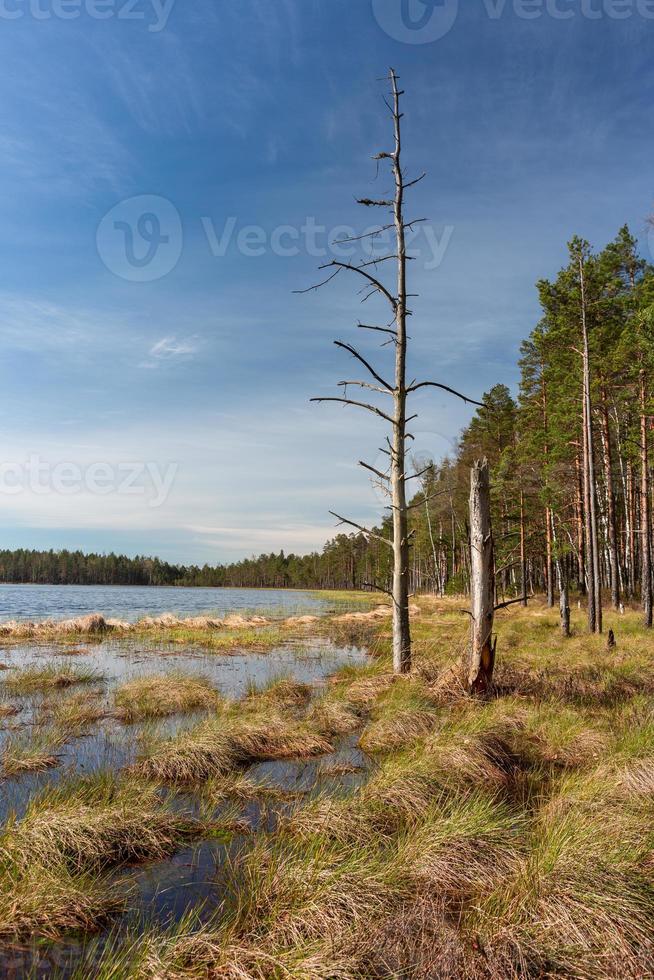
[298, 69, 480, 674]
[469, 459, 496, 693]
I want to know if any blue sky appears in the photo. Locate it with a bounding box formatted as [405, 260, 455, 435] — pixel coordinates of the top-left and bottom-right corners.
[0, 0, 651, 564]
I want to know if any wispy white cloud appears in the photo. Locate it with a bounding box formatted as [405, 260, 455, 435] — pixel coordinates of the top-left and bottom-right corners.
[141, 335, 199, 368]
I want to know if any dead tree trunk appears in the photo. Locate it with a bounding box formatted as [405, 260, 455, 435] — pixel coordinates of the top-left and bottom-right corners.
[469, 460, 496, 694]
[304, 69, 482, 675]
[389, 70, 412, 673]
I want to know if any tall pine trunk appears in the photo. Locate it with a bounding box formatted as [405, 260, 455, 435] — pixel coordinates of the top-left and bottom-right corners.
[640, 369, 652, 627]
[600, 391, 620, 610]
[579, 252, 602, 633]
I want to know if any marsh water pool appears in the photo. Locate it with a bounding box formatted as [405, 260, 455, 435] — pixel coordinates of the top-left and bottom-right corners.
[0, 632, 373, 977]
[0, 584, 348, 623]
[0, 634, 370, 824]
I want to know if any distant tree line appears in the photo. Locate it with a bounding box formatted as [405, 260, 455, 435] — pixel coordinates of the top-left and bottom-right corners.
[0, 543, 374, 591]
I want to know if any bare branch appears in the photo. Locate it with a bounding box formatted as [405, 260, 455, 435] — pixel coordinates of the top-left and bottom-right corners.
[310, 397, 395, 425]
[358, 323, 398, 340]
[494, 596, 534, 612]
[318, 260, 397, 309]
[385, 488, 452, 513]
[338, 380, 392, 396]
[404, 172, 427, 190]
[407, 381, 483, 407]
[293, 268, 341, 295]
[363, 581, 393, 597]
[405, 465, 434, 483]
[356, 254, 408, 269]
[334, 341, 394, 391]
[359, 460, 390, 482]
[330, 512, 393, 549]
[332, 224, 394, 245]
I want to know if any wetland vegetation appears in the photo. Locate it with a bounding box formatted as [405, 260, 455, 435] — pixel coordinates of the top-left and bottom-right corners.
[0, 597, 653, 977]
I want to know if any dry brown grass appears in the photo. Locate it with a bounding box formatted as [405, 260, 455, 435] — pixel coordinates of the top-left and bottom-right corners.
[0, 862, 123, 942]
[1, 733, 65, 778]
[0, 774, 205, 943]
[306, 697, 362, 737]
[39, 688, 108, 734]
[9, 780, 201, 874]
[360, 707, 438, 752]
[11, 601, 654, 976]
[245, 677, 313, 711]
[134, 714, 332, 784]
[114, 672, 221, 722]
[2, 662, 102, 694]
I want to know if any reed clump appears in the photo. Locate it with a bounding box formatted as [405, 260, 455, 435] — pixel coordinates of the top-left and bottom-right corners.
[114, 672, 221, 722]
[134, 713, 332, 784]
[2, 662, 102, 695]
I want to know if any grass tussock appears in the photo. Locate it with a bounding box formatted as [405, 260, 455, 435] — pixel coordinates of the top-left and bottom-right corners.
[114, 672, 221, 722]
[0, 861, 122, 943]
[1, 732, 65, 778]
[6, 775, 202, 874]
[134, 713, 332, 784]
[39, 688, 108, 734]
[359, 678, 440, 752]
[0, 773, 205, 942]
[245, 676, 314, 711]
[2, 662, 102, 694]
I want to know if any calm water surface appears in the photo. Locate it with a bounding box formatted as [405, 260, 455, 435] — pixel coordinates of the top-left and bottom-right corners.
[0, 584, 343, 623]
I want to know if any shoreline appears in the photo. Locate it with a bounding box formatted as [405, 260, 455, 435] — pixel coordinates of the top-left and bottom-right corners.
[0, 598, 396, 646]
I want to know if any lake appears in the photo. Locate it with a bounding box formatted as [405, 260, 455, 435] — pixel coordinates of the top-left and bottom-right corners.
[0, 584, 345, 623]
